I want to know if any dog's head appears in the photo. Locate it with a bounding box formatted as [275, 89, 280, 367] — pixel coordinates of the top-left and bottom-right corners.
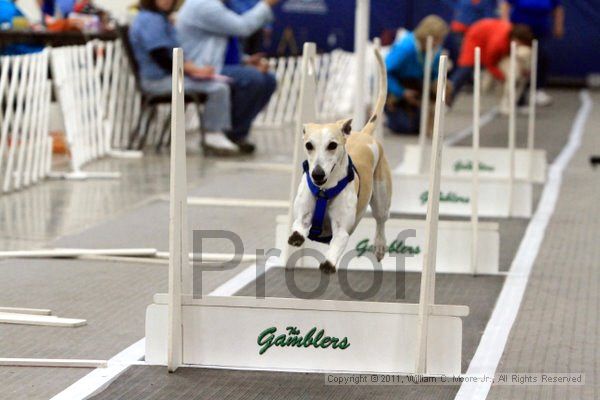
[302, 118, 352, 186]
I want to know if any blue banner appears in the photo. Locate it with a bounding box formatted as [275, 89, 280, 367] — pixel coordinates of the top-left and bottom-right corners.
[265, 0, 599, 80]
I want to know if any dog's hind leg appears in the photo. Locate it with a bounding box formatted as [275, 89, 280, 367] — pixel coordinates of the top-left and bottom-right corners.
[370, 150, 392, 262]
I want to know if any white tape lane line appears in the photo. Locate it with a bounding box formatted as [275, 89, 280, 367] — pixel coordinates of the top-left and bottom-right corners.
[445, 107, 498, 146]
[50, 259, 278, 399]
[49, 338, 145, 400]
[455, 90, 593, 400]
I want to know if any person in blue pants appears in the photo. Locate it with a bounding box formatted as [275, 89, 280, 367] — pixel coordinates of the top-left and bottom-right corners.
[501, 0, 564, 106]
[130, 0, 239, 155]
[177, 0, 279, 153]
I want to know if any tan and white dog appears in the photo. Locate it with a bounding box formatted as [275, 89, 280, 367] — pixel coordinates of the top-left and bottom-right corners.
[288, 49, 392, 274]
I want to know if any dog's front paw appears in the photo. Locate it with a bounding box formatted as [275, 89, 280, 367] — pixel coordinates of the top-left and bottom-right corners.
[319, 260, 336, 274]
[288, 231, 305, 247]
[374, 238, 386, 262]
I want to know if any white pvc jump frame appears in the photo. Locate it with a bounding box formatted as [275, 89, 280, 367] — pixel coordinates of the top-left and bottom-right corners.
[145, 47, 469, 376]
[392, 41, 542, 218]
[406, 40, 545, 183]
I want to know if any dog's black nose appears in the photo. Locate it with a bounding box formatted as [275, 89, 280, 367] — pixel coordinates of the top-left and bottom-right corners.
[311, 166, 326, 184]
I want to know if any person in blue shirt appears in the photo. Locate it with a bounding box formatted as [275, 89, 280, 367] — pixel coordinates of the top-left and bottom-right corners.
[227, 0, 272, 54]
[177, 0, 279, 153]
[130, 0, 241, 155]
[0, 0, 43, 55]
[501, 0, 564, 106]
[448, 0, 498, 64]
[385, 15, 449, 135]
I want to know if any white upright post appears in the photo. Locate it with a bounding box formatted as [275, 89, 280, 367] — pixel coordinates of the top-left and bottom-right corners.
[415, 55, 448, 374]
[353, 0, 369, 128]
[372, 37, 384, 142]
[418, 36, 434, 173]
[471, 48, 481, 275]
[284, 43, 317, 265]
[507, 41, 517, 217]
[0, 58, 9, 185]
[527, 40, 538, 181]
[167, 49, 189, 373]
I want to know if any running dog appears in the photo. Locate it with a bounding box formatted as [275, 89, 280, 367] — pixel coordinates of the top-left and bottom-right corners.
[288, 48, 392, 274]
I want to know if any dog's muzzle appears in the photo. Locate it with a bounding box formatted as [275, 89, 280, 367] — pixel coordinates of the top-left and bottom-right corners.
[311, 166, 327, 186]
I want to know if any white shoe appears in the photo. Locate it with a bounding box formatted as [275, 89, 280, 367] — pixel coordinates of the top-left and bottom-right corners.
[186, 134, 203, 154]
[203, 132, 240, 156]
[535, 90, 553, 107]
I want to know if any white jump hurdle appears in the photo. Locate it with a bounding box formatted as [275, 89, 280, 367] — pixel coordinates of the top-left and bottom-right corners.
[0, 50, 53, 194]
[273, 45, 500, 275]
[401, 40, 546, 182]
[402, 40, 546, 183]
[145, 47, 469, 376]
[275, 216, 499, 274]
[392, 42, 536, 218]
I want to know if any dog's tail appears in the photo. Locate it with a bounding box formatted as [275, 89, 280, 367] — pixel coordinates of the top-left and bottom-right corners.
[360, 47, 388, 137]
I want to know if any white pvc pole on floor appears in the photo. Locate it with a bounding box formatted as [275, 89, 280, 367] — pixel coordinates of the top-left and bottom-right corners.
[0, 248, 158, 259]
[507, 41, 517, 217]
[527, 40, 538, 181]
[353, 0, 369, 129]
[415, 55, 448, 375]
[167, 48, 188, 373]
[471, 48, 481, 275]
[418, 36, 434, 173]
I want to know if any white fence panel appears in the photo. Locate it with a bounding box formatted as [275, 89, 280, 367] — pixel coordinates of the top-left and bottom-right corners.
[50, 40, 141, 180]
[0, 50, 52, 194]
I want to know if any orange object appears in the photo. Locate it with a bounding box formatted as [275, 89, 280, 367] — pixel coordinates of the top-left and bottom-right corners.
[51, 132, 68, 154]
[45, 18, 81, 33]
[458, 19, 512, 81]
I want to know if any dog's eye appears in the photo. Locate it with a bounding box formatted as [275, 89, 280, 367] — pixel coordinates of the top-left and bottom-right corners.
[327, 142, 338, 151]
[305, 142, 314, 151]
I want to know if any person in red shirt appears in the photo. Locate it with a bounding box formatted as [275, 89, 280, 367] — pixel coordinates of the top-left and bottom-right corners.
[448, 18, 533, 105]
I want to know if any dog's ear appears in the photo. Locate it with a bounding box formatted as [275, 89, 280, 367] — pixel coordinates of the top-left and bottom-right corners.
[337, 118, 353, 135]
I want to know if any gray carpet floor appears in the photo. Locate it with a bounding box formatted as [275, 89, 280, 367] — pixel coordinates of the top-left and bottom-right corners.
[0, 90, 584, 400]
[487, 92, 599, 400]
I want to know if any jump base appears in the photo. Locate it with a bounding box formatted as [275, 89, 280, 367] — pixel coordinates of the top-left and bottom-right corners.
[395, 145, 547, 183]
[275, 215, 500, 274]
[145, 294, 467, 375]
[391, 174, 533, 218]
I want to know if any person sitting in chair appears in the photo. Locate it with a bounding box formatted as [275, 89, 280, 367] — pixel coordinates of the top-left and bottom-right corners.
[176, 0, 279, 153]
[129, 0, 241, 155]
